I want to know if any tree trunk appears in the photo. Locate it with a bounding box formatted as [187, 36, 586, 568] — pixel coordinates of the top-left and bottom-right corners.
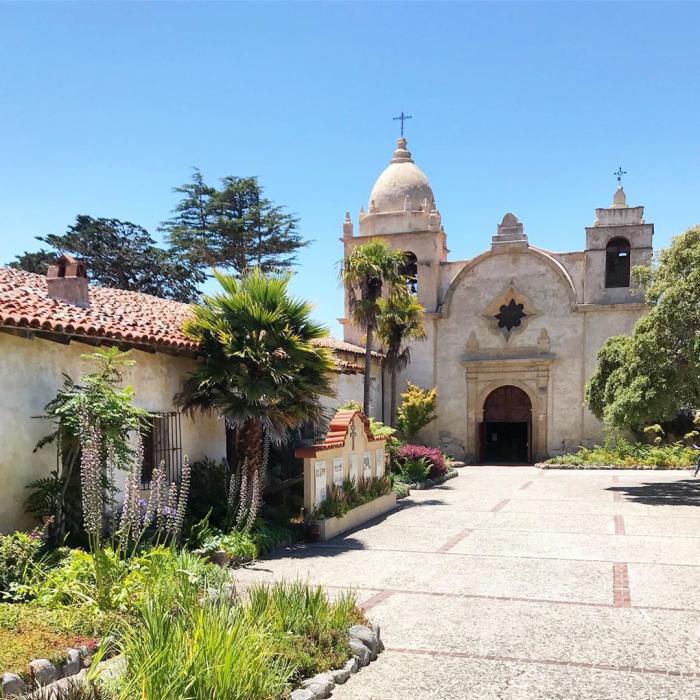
[236, 419, 264, 486]
[363, 324, 374, 415]
[390, 363, 398, 428]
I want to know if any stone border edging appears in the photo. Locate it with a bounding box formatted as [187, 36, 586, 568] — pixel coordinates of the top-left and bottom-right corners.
[407, 469, 459, 490]
[1, 643, 119, 699]
[290, 622, 384, 700]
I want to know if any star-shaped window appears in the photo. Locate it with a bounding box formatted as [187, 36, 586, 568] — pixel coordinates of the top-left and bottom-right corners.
[495, 299, 526, 332]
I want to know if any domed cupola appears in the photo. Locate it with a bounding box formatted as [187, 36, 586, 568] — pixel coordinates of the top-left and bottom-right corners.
[359, 137, 442, 237]
[368, 137, 436, 214]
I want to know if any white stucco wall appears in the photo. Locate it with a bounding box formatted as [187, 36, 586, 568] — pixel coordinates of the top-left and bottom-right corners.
[320, 362, 383, 423]
[0, 332, 226, 533]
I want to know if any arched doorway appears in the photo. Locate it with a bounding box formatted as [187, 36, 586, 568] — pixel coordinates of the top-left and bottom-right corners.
[479, 385, 532, 464]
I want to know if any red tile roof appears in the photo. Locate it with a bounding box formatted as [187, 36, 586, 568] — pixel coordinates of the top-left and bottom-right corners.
[295, 409, 387, 458]
[0, 266, 197, 352]
[312, 337, 382, 359]
[0, 267, 383, 366]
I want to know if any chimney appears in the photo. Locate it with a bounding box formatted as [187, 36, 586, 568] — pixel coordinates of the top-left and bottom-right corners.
[46, 254, 90, 307]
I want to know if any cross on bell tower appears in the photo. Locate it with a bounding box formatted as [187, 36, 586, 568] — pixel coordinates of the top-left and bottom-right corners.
[393, 111, 412, 137]
[614, 166, 627, 185]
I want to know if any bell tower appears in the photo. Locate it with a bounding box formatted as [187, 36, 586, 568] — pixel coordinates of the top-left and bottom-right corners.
[340, 135, 447, 345]
[584, 183, 653, 305]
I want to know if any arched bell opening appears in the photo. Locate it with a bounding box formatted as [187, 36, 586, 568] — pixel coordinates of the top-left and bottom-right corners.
[605, 237, 631, 288]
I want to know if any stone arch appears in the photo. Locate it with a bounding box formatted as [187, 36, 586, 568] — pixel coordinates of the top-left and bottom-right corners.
[477, 379, 542, 420]
[442, 246, 578, 316]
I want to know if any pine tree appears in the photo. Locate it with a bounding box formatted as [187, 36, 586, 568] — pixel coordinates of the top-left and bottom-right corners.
[162, 171, 307, 276]
[10, 215, 203, 303]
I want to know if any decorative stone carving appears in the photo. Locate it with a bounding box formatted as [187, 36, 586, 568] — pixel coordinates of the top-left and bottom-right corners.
[465, 331, 479, 353]
[482, 280, 538, 341]
[537, 328, 550, 353]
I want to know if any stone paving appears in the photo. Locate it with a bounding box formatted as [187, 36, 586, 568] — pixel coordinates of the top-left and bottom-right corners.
[235, 467, 700, 698]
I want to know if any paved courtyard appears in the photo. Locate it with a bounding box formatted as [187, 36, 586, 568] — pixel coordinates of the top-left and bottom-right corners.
[236, 467, 700, 698]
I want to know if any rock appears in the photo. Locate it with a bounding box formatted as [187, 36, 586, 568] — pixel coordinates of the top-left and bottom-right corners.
[343, 657, 359, 674]
[371, 623, 385, 652]
[349, 639, 370, 667]
[290, 690, 316, 700]
[331, 667, 351, 684]
[29, 659, 59, 686]
[210, 550, 228, 566]
[349, 624, 378, 659]
[301, 671, 334, 698]
[62, 648, 82, 677]
[2, 673, 27, 697]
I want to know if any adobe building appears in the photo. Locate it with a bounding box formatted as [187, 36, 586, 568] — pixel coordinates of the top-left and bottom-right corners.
[341, 137, 653, 463]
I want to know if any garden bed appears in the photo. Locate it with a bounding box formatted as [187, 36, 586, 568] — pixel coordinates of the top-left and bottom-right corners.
[539, 441, 697, 470]
[538, 462, 693, 470]
[311, 492, 397, 541]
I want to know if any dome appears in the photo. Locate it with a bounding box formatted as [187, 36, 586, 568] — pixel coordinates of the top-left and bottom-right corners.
[368, 137, 436, 214]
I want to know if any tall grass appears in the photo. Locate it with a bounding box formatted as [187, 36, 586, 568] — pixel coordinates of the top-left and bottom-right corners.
[114, 578, 362, 699]
[117, 589, 292, 700]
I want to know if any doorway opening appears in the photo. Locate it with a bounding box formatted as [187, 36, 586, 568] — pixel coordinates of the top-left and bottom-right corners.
[479, 385, 532, 464]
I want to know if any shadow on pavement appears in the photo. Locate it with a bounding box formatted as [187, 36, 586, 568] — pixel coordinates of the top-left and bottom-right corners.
[251, 497, 449, 561]
[608, 478, 700, 506]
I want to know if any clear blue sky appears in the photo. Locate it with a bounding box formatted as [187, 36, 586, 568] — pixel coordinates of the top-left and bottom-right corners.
[1, 2, 698, 335]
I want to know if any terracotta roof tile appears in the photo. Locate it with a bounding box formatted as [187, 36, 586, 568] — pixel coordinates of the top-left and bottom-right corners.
[294, 409, 387, 458]
[311, 337, 382, 359]
[0, 267, 384, 366]
[0, 266, 197, 352]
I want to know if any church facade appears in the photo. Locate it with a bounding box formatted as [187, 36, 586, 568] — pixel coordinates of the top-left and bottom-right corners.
[340, 137, 653, 463]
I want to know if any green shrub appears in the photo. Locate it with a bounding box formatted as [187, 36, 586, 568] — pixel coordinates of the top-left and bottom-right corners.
[545, 439, 696, 468]
[396, 383, 437, 439]
[0, 530, 43, 602]
[394, 456, 431, 484]
[185, 458, 231, 529]
[392, 480, 410, 498]
[31, 546, 226, 612]
[201, 531, 258, 563]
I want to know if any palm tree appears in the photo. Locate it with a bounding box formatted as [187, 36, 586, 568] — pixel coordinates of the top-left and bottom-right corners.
[178, 269, 335, 502]
[376, 291, 427, 427]
[340, 240, 407, 415]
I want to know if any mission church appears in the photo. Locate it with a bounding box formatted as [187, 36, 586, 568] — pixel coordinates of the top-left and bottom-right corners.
[340, 134, 653, 463]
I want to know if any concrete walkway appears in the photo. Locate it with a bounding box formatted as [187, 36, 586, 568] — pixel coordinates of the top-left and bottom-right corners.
[236, 466, 700, 698]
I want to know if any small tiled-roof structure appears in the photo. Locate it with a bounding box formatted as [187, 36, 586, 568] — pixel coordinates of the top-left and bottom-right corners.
[295, 409, 387, 458]
[0, 266, 197, 353]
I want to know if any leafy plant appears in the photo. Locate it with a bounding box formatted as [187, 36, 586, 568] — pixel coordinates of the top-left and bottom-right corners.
[396, 383, 438, 439]
[313, 476, 392, 520]
[178, 269, 336, 530]
[376, 291, 426, 426]
[113, 576, 360, 699]
[340, 240, 408, 413]
[545, 438, 696, 468]
[395, 444, 446, 479]
[0, 530, 44, 602]
[201, 531, 258, 564]
[395, 456, 431, 484]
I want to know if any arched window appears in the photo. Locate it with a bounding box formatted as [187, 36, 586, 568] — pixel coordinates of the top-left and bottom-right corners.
[400, 251, 418, 295]
[605, 237, 631, 288]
